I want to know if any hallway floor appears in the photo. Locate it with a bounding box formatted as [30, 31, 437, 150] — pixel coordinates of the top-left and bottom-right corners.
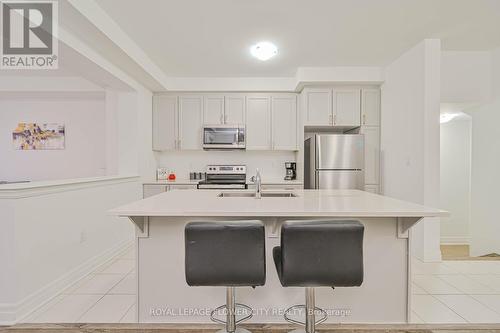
[23, 247, 136, 323]
[411, 258, 500, 323]
[22, 249, 500, 324]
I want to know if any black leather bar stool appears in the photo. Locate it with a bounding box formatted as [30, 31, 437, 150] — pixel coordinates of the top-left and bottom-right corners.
[185, 221, 266, 333]
[273, 220, 364, 333]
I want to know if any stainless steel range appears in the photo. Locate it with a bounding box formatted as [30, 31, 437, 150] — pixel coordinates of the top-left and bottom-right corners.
[197, 165, 247, 190]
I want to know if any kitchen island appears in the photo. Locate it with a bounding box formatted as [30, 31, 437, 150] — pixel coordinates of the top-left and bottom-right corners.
[110, 189, 445, 324]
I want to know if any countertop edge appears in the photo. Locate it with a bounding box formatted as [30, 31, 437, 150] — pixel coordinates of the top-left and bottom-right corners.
[112, 212, 446, 218]
[143, 180, 304, 186]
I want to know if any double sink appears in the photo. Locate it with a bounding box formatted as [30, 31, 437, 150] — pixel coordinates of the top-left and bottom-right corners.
[218, 192, 297, 198]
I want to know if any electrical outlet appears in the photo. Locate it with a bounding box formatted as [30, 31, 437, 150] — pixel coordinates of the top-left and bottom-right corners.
[157, 168, 168, 180]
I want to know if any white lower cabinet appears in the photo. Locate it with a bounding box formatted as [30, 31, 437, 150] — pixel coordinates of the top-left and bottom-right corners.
[169, 184, 197, 190]
[143, 185, 169, 198]
[143, 184, 198, 198]
[262, 184, 303, 191]
[247, 184, 303, 191]
[364, 184, 379, 194]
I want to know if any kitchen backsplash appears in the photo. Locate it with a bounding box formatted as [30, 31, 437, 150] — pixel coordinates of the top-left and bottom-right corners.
[154, 150, 297, 181]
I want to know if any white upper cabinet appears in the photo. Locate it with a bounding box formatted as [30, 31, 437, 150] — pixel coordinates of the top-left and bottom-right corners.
[246, 95, 272, 150]
[304, 88, 332, 126]
[179, 95, 203, 150]
[333, 88, 361, 127]
[271, 94, 297, 150]
[224, 95, 246, 124]
[361, 88, 381, 126]
[153, 95, 178, 151]
[304, 87, 361, 127]
[361, 126, 380, 185]
[203, 95, 225, 124]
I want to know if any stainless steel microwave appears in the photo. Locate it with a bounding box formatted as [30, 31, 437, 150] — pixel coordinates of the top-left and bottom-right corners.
[202, 124, 246, 150]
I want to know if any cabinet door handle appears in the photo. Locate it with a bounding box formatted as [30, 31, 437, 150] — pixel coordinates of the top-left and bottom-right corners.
[329, 114, 333, 125]
[220, 113, 224, 124]
[333, 114, 336, 125]
[178, 139, 181, 149]
[363, 114, 366, 125]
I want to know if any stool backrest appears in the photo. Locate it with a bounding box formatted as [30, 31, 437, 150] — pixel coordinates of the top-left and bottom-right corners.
[280, 220, 364, 287]
[185, 221, 266, 287]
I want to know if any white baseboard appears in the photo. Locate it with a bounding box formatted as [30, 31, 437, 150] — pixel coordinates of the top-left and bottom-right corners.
[440, 237, 470, 245]
[412, 248, 443, 263]
[0, 303, 16, 326]
[0, 238, 133, 325]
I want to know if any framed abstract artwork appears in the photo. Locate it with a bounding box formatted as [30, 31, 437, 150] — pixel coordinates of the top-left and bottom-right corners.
[12, 123, 65, 150]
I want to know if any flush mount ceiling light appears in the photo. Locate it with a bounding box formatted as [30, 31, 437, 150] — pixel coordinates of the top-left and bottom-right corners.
[250, 41, 278, 61]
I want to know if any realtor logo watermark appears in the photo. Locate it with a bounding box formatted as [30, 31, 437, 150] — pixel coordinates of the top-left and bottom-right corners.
[1, 0, 58, 69]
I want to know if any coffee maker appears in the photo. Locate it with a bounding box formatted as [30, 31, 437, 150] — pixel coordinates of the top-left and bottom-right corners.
[284, 162, 296, 180]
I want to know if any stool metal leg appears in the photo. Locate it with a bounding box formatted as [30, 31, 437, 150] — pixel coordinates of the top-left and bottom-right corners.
[227, 287, 236, 333]
[284, 287, 327, 333]
[211, 287, 253, 333]
[305, 288, 315, 333]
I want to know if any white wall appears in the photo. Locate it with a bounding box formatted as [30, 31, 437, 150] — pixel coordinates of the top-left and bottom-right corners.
[468, 99, 500, 256]
[441, 51, 492, 104]
[155, 150, 297, 181]
[463, 47, 500, 256]
[103, 89, 141, 176]
[440, 117, 471, 244]
[0, 177, 140, 323]
[134, 88, 156, 180]
[0, 93, 106, 181]
[0, 12, 158, 324]
[381, 39, 442, 262]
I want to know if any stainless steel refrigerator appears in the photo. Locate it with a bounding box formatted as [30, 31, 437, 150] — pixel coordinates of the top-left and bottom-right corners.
[304, 134, 364, 189]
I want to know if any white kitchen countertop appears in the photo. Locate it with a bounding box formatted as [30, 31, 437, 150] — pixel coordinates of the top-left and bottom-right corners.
[143, 179, 200, 185]
[110, 189, 446, 218]
[143, 179, 304, 185]
[247, 179, 303, 185]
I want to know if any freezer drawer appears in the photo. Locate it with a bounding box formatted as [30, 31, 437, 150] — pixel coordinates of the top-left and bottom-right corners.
[316, 134, 364, 169]
[315, 170, 364, 190]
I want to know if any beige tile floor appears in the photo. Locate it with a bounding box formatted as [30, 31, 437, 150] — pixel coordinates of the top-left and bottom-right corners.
[23, 248, 500, 324]
[24, 246, 136, 323]
[411, 257, 500, 323]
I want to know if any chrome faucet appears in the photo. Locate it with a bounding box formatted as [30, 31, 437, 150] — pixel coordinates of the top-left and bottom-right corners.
[254, 169, 262, 199]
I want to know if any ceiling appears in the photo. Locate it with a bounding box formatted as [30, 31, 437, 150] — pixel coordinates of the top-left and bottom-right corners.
[96, 0, 500, 77]
[0, 42, 134, 91]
